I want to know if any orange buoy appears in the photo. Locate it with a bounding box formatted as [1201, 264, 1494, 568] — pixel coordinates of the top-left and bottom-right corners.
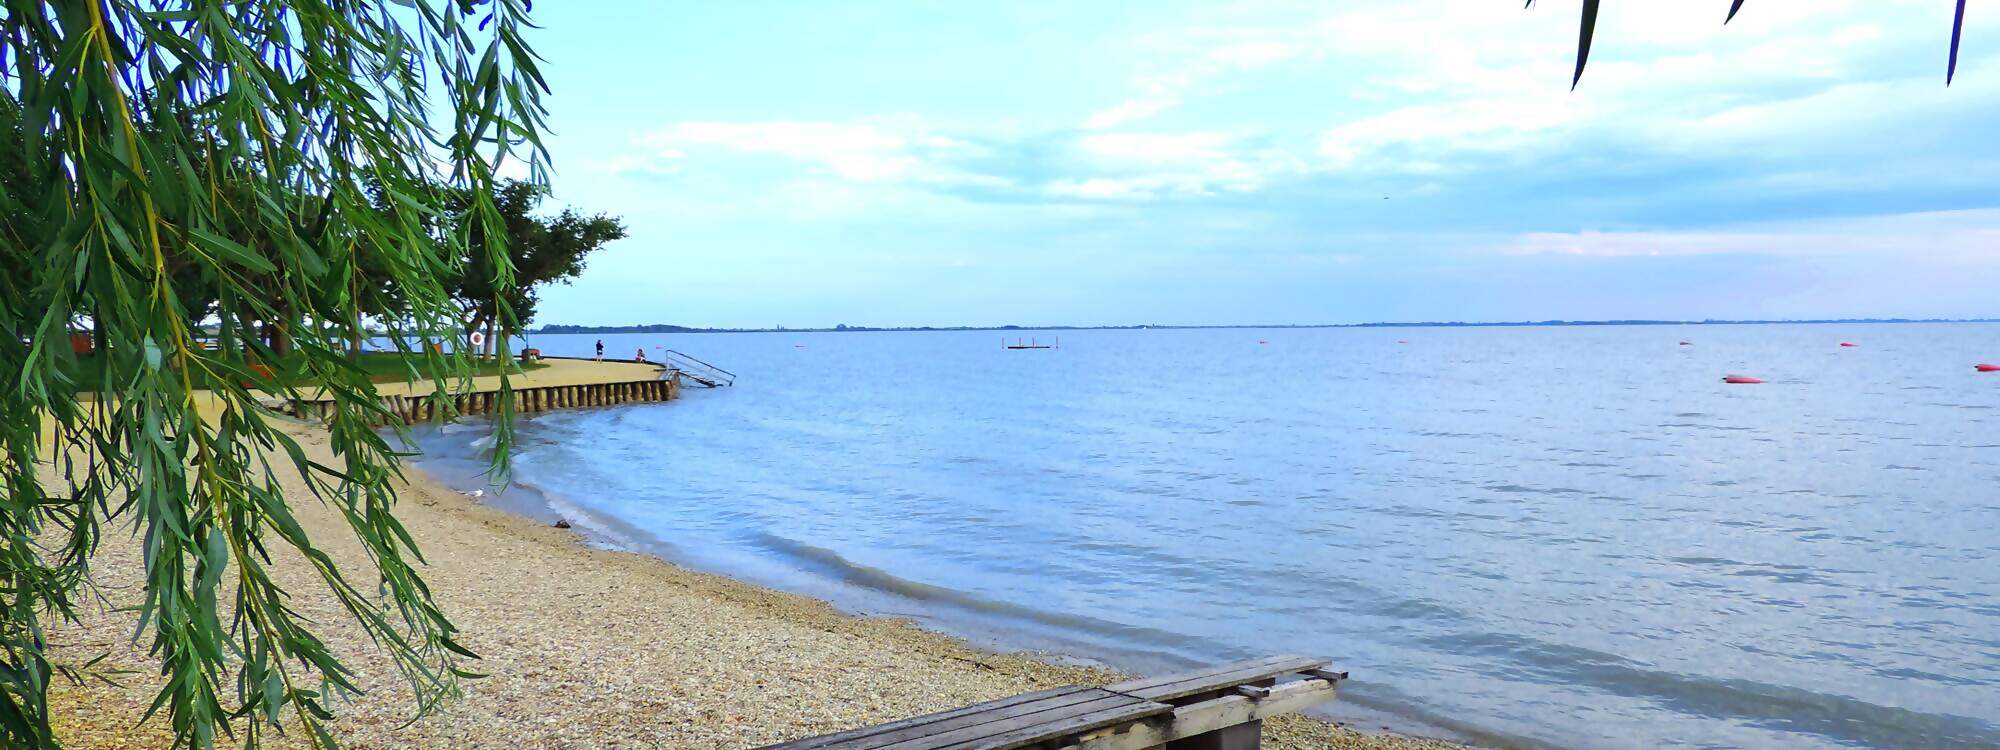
[1977, 364, 2000, 373]
[1723, 374, 1764, 384]
[1840, 342, 1858, 348]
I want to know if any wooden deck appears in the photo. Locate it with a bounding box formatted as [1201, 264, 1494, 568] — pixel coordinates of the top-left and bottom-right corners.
[760, 657, 1345, 750]
[281, 356, 681, 424]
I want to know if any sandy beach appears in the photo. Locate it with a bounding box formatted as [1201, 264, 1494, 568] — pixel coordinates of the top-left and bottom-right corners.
[47, 422, 1458, 750]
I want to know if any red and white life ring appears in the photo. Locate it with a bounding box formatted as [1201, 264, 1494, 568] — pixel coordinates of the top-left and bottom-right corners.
[468, 331, 486, 348]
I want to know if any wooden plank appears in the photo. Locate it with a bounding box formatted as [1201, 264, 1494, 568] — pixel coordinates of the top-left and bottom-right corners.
[760, 687, 1086, 750]
[1104, 656, 1304, 704]
[872, 691, 1168, 750]
[1104, 656, 1324, 703]
[957, 698, 1175, 750]
[1057, 676, 1339, 750]
[862, 690, 1158, 750]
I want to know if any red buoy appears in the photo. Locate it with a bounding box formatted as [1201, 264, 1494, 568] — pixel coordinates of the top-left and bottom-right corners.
[1723, 374, 1764, 384]
[1840, 342, 1858, 347]
[1977, 364, 2000, 373]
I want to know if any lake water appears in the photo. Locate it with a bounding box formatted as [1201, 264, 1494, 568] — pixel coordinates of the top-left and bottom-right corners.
[410, 325, 2000, 749]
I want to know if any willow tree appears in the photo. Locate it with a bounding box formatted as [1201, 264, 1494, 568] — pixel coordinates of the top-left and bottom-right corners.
[0, 1, 545, 748]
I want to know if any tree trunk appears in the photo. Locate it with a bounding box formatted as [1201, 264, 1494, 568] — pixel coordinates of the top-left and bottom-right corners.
[271, 299, 293, 358]
[467, 310, 489, 359]
[217, 291, 236, 358]
[237, 306, 257, 361]
[349, 277, 364, 360]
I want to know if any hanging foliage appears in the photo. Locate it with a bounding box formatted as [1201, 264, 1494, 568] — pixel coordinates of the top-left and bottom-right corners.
[1527, 1, 1974, 86]
[0, 1, 547, 748]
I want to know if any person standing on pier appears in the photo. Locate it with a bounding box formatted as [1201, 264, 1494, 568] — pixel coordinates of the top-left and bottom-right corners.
[596, 339, 605, 360]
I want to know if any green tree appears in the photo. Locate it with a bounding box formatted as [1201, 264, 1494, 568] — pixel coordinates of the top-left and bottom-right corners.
[444, 180, 627, 355]
[0, 2, 547, 748]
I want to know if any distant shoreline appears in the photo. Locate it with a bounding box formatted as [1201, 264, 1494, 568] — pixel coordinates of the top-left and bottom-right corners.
[532, 318, 2000, 335]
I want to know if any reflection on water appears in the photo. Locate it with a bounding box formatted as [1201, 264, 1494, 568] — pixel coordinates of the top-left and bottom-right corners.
[413, 325, 2000, 749]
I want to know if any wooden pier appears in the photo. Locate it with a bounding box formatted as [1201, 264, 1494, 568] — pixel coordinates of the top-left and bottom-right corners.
[283, 356, 682, 424]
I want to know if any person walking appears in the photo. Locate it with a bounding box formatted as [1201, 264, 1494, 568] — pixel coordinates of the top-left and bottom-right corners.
[595, 339, 604, 360]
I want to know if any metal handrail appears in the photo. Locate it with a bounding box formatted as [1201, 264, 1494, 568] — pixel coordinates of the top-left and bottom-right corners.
[659, 349, 735, 386]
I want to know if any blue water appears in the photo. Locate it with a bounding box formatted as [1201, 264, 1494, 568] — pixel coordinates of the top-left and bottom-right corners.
[412, 325, 2000, 749]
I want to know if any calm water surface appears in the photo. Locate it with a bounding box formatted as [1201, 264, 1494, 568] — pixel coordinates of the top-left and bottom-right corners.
[413, 325, 2000, 749]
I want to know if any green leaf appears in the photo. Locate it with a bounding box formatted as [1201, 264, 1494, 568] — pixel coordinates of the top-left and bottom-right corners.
[1949, 0, 1967, 85]
[187, 227, 278, 273]
[1573, 0, 1600, 89]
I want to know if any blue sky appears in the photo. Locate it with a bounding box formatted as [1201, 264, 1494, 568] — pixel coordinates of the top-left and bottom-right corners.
[514, 1, 2000, 328]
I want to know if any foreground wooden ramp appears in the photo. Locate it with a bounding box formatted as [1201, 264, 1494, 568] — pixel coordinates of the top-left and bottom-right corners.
[758, 656, 1345, 750]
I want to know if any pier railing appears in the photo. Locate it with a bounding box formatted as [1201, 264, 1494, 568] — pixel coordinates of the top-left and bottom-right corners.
[661, 349, 736, 387]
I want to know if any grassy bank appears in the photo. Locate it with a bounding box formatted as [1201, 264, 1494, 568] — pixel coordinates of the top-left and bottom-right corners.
[47, 422, 1460, 749]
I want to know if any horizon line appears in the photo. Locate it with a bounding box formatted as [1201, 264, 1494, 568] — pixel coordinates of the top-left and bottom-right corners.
[527, 317, 2000, 334]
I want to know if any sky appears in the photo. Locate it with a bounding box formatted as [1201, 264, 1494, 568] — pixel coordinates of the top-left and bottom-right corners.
[512, 1, 2000, 328]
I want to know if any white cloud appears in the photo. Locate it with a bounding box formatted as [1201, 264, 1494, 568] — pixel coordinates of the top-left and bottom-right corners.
[1064, 131, 1301, 199]
[624, 117, 1302, 205]
[1083, 97, 1181, 130]
[631, 121, 945, 182]
[1074, 0, 1999, 184]
[1502, 209, 2000, 262]
[614, 2, 2000, 215]
[1317, 95, 1584, 170]
[1079, 32, 1312, 129]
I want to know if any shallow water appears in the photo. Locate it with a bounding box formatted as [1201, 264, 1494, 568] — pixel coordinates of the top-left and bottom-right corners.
[412, 325, 2000, 749]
